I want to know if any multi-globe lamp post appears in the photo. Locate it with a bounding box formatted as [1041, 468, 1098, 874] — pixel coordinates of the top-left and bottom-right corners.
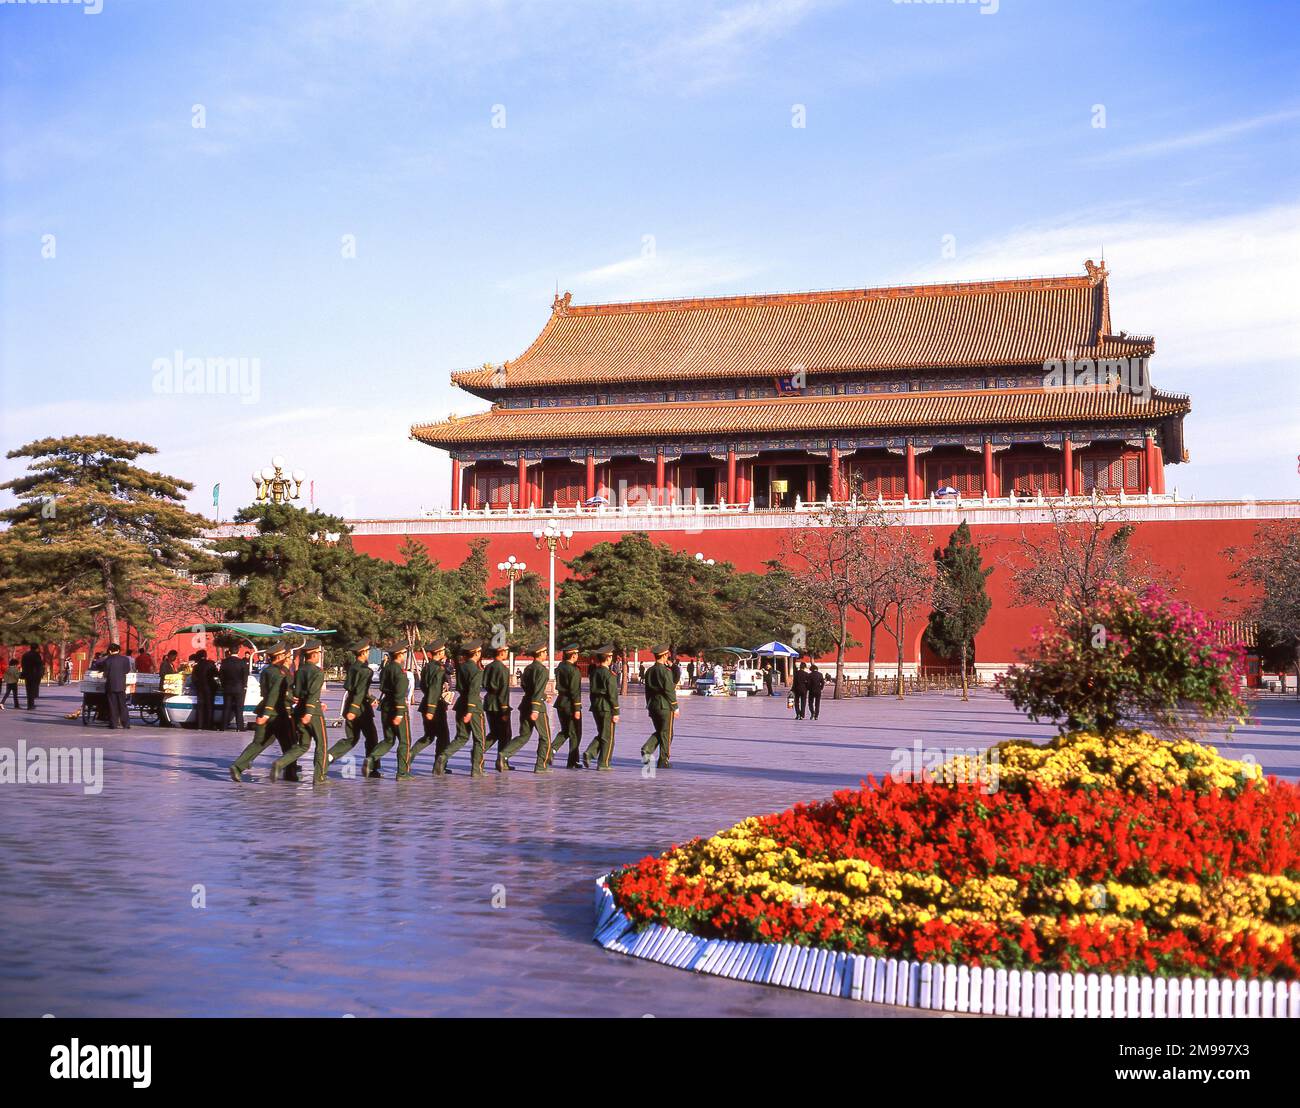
[252, 456, 306, 505]
[496, 554, 526, 675]
[532, 520, 573, 675]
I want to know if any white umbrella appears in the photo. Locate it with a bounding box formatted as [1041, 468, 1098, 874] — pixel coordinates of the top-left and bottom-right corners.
[754, 641, 799, 657]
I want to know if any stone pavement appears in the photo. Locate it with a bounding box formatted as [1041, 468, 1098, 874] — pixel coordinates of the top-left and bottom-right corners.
[1, 685, 1296, 1017]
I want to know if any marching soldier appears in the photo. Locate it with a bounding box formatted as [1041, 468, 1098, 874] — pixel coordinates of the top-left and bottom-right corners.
[582, 646, 619, 770]
[366, 644, 415, 779]
[437, 642, 486, 777]
[500, 643, 552, 773]
[229, 640, 295, 781]
[641, 645, 680, 769]
[327, 642, 381, 777]
[483, 643, 513, 770]
[271, 640, 329, 783]
[409, 641, 452, 773]
[549, 644, 583, 769]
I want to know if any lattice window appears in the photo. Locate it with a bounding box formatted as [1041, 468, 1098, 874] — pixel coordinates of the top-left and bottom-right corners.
[1080, 453, 1143, 493]
[476, 472, 518, 507]
[926, 458, 983, 496]
[1003, 458, 1063, 497]
[851, 462, 907, 500]
[542, 466, 585, 507]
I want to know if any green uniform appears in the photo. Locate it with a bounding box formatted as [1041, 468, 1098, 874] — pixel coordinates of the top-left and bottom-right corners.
[440, 659, 486, 776]
[230, 662, 295, 777]
[501, 659, 552, 772]
[408, 659, 450, 768]
[272, 660, 328, 782]
[550, 660, 583, 767]
[584, 665, 619, 770]
[327, 658, 380, 773]
[482, 658, 512, 765]
[367, 660, 413, 777]
[641, 661, 679, 768]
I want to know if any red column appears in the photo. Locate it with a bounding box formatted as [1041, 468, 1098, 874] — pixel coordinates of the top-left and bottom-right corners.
[1146, 434, 1165, 494]
[655, 448, 665, 506]
[982, 441, 994, 497]
[451, 458, 461, 510]
[1062, 439, 1074, 496]
[830, 445, 841, 501]
[517, 455, 528, 508]
[905, 443, 918, 499]
[726, 448, 737, 506]
[586, 453, 596, 501]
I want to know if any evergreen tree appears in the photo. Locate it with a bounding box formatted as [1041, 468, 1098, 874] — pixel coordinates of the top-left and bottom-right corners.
[0, 435, 215, 642]
[557, 533, 673, 653]
[205, 503, 383, 645]
[924, 521, 993, 701]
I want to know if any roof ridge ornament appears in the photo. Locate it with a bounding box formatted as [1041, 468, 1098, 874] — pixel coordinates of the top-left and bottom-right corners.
[552, 290, 572, 315]
[1083, 258, 1109, 285]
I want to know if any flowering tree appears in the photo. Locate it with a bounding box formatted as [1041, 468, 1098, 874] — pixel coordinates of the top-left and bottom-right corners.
[998, 584, 1248, 737]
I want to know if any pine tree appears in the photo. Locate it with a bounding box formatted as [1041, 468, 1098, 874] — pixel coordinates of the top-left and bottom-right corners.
[924, 521, 993, 701]
[0, 435, 215, 643]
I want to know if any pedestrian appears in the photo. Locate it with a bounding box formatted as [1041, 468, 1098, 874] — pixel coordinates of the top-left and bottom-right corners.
[482, 644, 513, 770]
[59, 657, 72, 685]
[763, 662, 776, 696]
[328, 641, 381, 776]
[582, 646, 619, 770]
[228, 641, 295, 781]
[189, 649, 218, 730]
[550, 644, 583, 769]
[640, 645, 679, 769]
[407, 641, 450, 774]
[134, 648, 155, 674]
[20, 644, 45, 709]
[611, 653, 625, 696]
[808, 663, 825, 720]
[1, 656, 20, 708]
[687, 658, 696, 685]
[500, 643, 552, 773]
[437, 642, 486, 777]
[365, 644, 413, 779]
[157, 650, 180, 727]
[218, 647, 249, 731]
[271, 641, 328, 783]
[792, 661, 810, 720]
[100, 642, 134, 729]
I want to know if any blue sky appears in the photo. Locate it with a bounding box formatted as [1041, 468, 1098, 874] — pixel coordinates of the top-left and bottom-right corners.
[2, 0, 1297, 517]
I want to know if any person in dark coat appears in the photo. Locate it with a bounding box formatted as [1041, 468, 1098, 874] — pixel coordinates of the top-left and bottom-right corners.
[218, 648, 250, 731]
[20, 645, 45, 709]
[189, 649, 219, 730]
[100, 642, 134, 729]
[807, 664, 826, 720]
[791, 661, 810, 720]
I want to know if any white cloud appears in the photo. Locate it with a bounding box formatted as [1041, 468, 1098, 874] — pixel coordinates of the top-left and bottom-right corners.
[1089, 107, 1300, 163]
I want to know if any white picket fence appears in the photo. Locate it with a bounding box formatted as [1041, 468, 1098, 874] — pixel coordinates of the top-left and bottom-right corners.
[592, 875, 1299, 1017]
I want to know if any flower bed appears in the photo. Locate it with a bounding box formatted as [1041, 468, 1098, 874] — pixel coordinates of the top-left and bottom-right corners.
[607, 731, 1300, 980]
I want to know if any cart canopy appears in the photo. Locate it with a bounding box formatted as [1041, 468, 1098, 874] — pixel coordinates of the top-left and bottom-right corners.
[754, 641, 799, 657]
[177, 622, 337, 637]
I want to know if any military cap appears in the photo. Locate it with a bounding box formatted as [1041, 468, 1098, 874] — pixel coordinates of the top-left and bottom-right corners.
[651, 645, 671, 657]
[561, 643, 580, 655]
[349, 641, 371, 653]
[459, 640, 482, 654]
[423, 640, 445, 653]
[590, 645, 613, 658]
[265, 639, 290, 657]
[387, 642, 409, 656]
[528, 642, 549, 656]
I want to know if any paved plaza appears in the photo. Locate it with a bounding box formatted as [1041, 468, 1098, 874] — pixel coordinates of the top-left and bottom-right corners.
[2, 686, 1297, 1018]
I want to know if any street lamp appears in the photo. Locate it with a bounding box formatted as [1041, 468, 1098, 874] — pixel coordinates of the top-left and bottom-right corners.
[694, 552, 716, 566]
[532, 520, 572, 674]
[497, 554, 526, 674]
[252, 456, 306, 504]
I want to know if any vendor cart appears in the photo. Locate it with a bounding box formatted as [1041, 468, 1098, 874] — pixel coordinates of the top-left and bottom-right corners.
[79, 671, 175, 726]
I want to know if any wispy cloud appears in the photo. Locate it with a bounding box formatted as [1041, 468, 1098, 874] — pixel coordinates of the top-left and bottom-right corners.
[1089, 107, 1300, 163]
[571, 244, 764, 300]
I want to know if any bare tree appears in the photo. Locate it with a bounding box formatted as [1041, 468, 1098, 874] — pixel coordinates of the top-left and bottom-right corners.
[876, 523, 934, 698]
[1006, 497, 1157, 615]
[1229, 521, 1300, 698]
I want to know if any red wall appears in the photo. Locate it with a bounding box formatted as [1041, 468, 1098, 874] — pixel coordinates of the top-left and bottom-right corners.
[349, 517, 1263, 667]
